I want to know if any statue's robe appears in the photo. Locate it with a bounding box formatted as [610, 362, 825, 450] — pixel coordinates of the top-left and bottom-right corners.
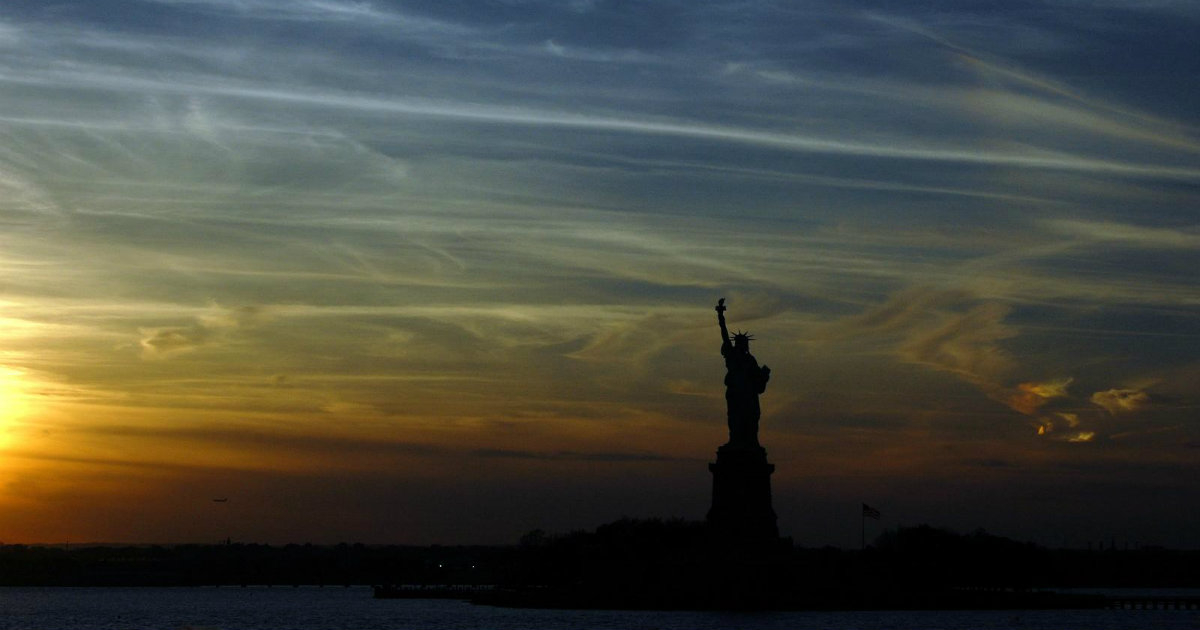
[722, 342, 769, 447]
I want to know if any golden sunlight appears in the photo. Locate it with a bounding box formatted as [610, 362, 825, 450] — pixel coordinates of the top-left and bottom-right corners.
[0, 366, 31, 447]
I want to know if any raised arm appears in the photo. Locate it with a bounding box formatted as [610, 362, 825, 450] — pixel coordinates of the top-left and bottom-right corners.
[716, 298, 731, 347]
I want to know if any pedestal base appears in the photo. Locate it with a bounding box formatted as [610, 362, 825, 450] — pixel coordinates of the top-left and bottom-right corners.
[706, 444, 779, 543]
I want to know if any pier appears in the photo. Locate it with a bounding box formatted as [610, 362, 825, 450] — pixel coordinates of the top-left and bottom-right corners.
[1104, 595, 1200, 610]
[373, 584, 495, 599]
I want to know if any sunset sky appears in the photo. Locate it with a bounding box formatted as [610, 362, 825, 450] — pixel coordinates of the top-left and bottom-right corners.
[2, 0, 1198, 548]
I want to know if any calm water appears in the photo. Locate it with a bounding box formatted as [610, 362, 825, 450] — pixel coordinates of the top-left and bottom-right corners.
[1, 587, 1197, 630]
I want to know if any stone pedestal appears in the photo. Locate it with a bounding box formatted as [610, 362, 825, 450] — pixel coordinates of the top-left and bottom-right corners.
[706, 444, 779, 542]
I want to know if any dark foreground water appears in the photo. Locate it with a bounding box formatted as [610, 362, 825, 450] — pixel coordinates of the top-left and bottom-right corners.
[1, 587, 1197, 630]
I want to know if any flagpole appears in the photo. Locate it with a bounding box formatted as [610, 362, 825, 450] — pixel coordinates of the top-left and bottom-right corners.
[860, 503, 880, 549]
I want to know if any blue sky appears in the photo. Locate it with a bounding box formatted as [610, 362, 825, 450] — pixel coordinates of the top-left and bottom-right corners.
[1, 0, 1198, 547]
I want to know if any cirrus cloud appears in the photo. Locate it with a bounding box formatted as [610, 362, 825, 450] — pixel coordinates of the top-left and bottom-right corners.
[139, 304, 270, 358]
[1090, 387, 1151, 415]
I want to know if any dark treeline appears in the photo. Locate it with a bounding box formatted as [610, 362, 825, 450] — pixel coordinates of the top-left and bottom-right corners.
[865, 524, 1199, 589]
[510, 520, 1200, 592]
[2, 521, 1197, 593]
[481, 520, 1200, 609]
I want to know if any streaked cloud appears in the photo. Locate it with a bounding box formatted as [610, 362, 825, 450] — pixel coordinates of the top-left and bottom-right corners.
[1091, 388, 1151, 416]
[1006, 379, 1073, 416]
[829, 288, 1020, 394]
[138, 304, 270, 358]
[1046, 219, 1200, 249]
[143, 0, 472, 33]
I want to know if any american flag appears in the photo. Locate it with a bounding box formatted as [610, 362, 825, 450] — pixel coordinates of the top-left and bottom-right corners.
[862, 503, 881, 520]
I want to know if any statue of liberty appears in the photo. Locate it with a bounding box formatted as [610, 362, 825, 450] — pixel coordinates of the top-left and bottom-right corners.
[715, 298, 771, 448]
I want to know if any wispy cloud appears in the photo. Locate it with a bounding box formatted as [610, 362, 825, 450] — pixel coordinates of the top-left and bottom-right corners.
[1006, 378, 1073, 416]
[3, 61, 1196, 182]
[1045, 219, 1200, 249]
[143, 0, 471, 33]
[139, 304, 270, 358]
[833, 288, 1024, 399]
[1091, 388, 1151, 416]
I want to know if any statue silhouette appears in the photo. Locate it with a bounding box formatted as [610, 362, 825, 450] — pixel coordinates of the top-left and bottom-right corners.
[715, 298, 770, 448]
